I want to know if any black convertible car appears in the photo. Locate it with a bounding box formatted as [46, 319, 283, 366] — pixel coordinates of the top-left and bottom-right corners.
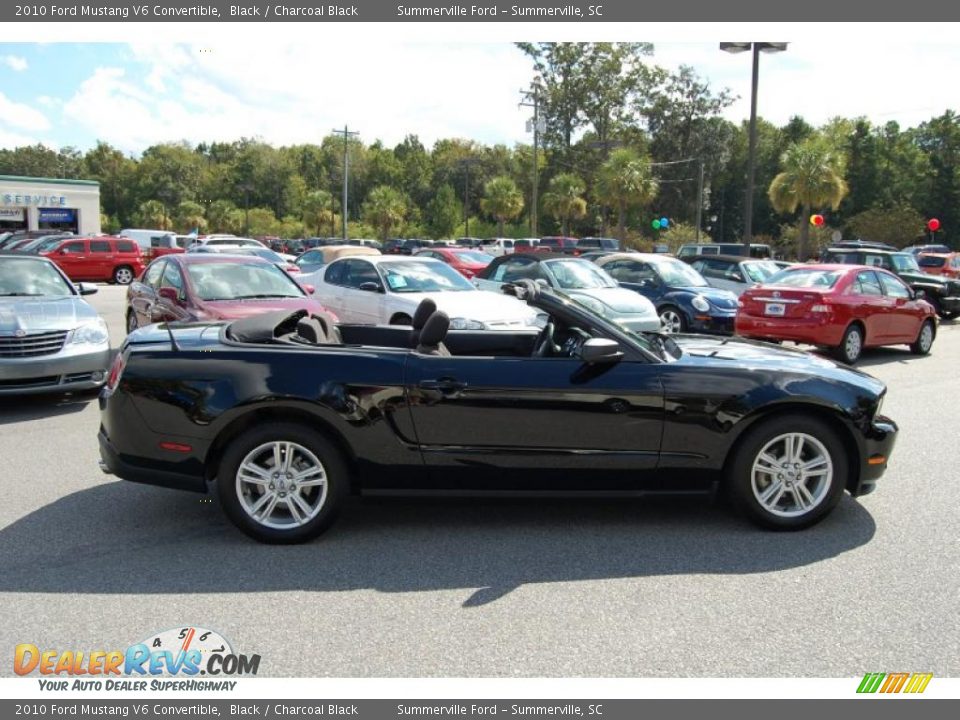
[98, 284, 898, 543]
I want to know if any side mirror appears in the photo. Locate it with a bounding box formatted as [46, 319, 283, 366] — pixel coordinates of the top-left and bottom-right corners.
[914, 288, 926, 300]
[76, 282, 98, 296]
[60, 249, 69, 255]
[358, 281, 381, 293]
[303, 284, 316, 295]
[577, 338, 624, 364]
[158, 287, 183, 304]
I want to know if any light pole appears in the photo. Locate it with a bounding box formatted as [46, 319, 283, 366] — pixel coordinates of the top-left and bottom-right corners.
[720, 42, 787, 256]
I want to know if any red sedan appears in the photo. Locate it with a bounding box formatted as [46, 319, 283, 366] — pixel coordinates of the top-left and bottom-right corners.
[414, 247, 492, 279]
[126, 254, 333, 334]
[736, 264, 937, 364]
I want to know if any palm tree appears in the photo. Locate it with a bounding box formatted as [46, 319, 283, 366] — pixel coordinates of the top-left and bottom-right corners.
[174, 200, 207, 234]
[301, 190, 336, 236]
[768, 139, 848, 260]
[135, 200, 170, 230]
[596, 149, 659, 241]
[542, 173, 587, 235]
[480, 176, 524, 236]
[362, 186, 408, 241]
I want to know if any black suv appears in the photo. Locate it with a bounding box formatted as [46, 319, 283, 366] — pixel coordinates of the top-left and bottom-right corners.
[821, 247, 960, 318]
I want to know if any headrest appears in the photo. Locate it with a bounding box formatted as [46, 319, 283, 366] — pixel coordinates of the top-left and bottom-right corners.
[312, 311, 337, 337]
[412, 298, 437, 329]
[296, 317, 326, 345]
[419, 311, 450, 347]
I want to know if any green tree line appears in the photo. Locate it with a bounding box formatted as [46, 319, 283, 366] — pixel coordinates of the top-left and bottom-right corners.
[1, 43, 958, 255]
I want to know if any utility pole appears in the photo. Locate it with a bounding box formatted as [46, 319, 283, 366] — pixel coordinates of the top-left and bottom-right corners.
[331, 125, 359, 240]
[696, 159, 705, 242]
[520, 84, 543, 236]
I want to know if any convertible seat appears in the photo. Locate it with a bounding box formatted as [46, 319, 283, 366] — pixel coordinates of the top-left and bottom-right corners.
[416, 311, 451, 356]
[409, 298, 437, 347]
[313, 311, 342, 344]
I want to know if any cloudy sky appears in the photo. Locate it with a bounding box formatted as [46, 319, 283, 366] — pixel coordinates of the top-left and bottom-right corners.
[1, 39, 959, 156]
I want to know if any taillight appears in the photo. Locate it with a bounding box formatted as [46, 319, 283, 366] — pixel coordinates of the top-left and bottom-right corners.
[810, 304, 831, 313]
[105, 352, 127, 391]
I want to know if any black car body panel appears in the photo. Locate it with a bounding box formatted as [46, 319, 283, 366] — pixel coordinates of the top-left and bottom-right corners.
[99, 290, 897, 503]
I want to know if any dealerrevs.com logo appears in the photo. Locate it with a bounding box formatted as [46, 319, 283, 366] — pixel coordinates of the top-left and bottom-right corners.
[14, 627, 260, 691]
[857, 672, 933, 694]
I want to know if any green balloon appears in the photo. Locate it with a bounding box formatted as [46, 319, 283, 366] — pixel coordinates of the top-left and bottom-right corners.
[651, 219, 661, 230]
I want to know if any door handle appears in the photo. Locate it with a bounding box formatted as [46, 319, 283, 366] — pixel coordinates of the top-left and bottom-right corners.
[419, 377, 468, 394]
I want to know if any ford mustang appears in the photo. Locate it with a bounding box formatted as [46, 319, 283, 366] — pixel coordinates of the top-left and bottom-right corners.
[98, 282, 898, 543]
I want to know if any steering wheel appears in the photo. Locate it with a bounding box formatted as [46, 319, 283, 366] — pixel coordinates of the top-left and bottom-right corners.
[534, 320, 562, 357]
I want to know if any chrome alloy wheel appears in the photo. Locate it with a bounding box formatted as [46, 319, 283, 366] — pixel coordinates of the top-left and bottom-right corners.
[750, 432, 833, 518]
[844, 328, 862, 361]
[918, 323, 934, 352]
[235, 441, 328, 530]
[659, 309, 683, 333]
[114, 267, 134, 284]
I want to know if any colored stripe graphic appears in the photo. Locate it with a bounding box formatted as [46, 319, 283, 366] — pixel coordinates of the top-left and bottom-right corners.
[857, 672, 932, 694]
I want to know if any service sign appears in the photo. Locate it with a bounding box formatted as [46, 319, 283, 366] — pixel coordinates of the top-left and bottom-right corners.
[2, 193, 68, 207]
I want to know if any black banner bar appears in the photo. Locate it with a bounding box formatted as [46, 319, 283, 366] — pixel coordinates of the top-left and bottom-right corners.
[2, 0, 959, 22]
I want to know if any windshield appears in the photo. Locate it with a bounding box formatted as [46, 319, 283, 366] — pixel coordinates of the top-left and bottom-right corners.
[380, 260, 476, 293]
[546, 259, 617, 289]
[652, 259, 708, 287]
[237, 248, 283, 263]
[767, 268, 844, 288]
[891, 253, 921, 272]
[452, 251, 493, 265]
[742, 261, 782, 283]
[185, 261, 305, 301]
[0, 258, 74, 296]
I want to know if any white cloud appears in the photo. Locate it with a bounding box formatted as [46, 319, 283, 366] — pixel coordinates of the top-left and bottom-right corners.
[36, 95, 61, 108]
[2, 55, 28, 72]
[0, 91, 51, 132]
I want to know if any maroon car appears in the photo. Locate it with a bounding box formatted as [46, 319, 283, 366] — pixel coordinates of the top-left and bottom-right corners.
[125, 254, 333, 333]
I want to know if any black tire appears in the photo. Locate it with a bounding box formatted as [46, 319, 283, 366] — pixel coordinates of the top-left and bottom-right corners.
[390, 313, 413, 326]
[658, 305, 687, 334]
[833, 323, 864, 364]
[113, 265, 134, 285]
[126, 311, 138, 334]
[910, 319, 935, 355]
[216, 422, 348, 544]
[726, 414, 847, 531]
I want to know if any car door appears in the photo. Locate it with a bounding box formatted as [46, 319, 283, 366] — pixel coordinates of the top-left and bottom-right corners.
[404, 315, 664, 491]
[344, 258, 388, 323]
[848, 269, 890, 342]
[877, 271, 923, 342]
[55, 240, 88, 280]
[131, 259, 166, 328]
[154, 261, 190, 323]
[89, 239, 114, 281]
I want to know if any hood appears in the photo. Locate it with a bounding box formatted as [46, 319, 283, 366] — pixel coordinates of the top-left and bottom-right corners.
[398, 290, 539, 325]
[0, 295, 99, 333]
[568, 287, 657, 315]
[197, 297, 332, 320]
[900, 270, 947, 287]
[669, 334, 886, 394]
[674, 285, 739, 310]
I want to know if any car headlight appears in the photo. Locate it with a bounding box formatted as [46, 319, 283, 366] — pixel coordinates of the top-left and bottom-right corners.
[69, 318, 110, 345]
[691, 295, 710, 312]
[449, 317, 486, 330]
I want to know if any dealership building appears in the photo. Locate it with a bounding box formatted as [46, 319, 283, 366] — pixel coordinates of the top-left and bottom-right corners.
[0, 175, 101, 235]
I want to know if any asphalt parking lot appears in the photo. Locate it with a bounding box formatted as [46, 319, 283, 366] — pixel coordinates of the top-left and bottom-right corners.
[1, 284, 958, 677]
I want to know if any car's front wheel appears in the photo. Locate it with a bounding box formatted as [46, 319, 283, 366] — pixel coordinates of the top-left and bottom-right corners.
[910, 319, 935, 355]
[726, 414, 847, 530]
[659, 305, 686, 333]
[126, 311, 138, 334]
[216, 423, 348, 543]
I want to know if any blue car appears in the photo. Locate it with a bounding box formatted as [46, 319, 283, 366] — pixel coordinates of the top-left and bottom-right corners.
[595, 253, 739, 334]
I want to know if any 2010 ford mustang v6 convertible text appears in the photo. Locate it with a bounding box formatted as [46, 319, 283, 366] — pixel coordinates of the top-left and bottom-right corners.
[98, 282, 898, 543]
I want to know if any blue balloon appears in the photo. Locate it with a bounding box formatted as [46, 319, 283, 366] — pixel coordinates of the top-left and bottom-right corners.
[660, 217, 670, 228]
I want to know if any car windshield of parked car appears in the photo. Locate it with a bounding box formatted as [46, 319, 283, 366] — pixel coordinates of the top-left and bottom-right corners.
[0, 258, 74, 297]
[652, 259, 709, 287]
[234, 248, 284, 264]
[185, 261, 305, 301]
[380, 260, 476, 293]
[742, 261, 782, 283]
[546, 259, 617, 289]
[767, 268, 845, 288]
[452, 251, 493, 265]
[891, 253, 921, 272]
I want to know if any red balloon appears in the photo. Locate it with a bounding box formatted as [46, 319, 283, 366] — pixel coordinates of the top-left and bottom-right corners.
[928, 218, 941, 231]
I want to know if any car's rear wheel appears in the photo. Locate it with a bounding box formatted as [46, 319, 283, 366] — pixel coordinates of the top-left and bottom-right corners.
[726, 414, 847, 530]
[833, 323, 863, 364]
[216, 423, 347, 543]
[113, 265, 134, 285]
[390, 313, 412, 326]
[659, 305, 686, 333]
[910, 319, 935, 355]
